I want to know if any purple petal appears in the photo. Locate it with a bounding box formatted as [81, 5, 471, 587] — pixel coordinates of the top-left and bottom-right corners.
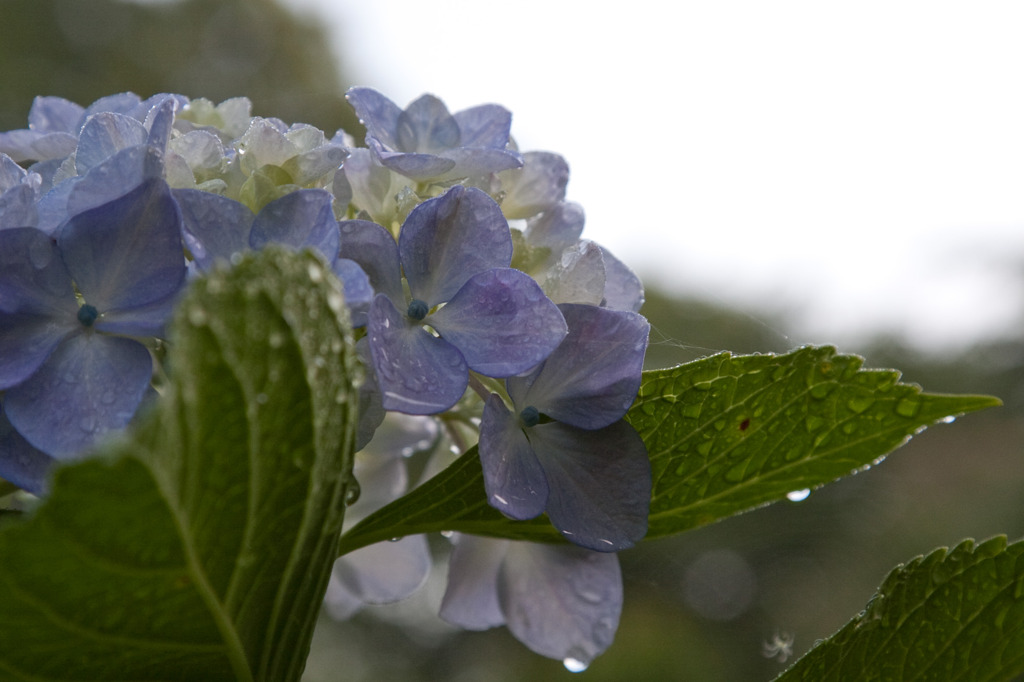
[429, 268, 567, 377]
[397, 94, 459, 153]
[0, 404, 55, 495]
[249, 188, 339, 260]
[94, 291, 179, 338]
[81, 92, 142, 120]
[530, 420, 650, 551]
[453, 104, 513, 150]
[499, 542, 622, 664]
[60, 177, 186, 312]
[372, 139, 457, 181]
[399, 186, 512, 306]
[434, 147, 524, 181]
[0, 183, 39, 230]
[174, 189, 254, 270]
[479, 394, 549, 520]
[338, 219, 403, 303]
[440, 534, 510, 630]
[333, 258, 373, 328]
[346, 87, 403, 150]
[65, 144, 165, 217]
[0, 227, 77, 316]
[329, 534, 431, 609]
[499, 152, 570, 219]
[354, 338, 385, 451]
[144, 96, 178, 152]
[599, 246, 645, 312]
[509, 304, 649, 430]
[75, 112, 148, 174]
[0, 313, 73, 390]
[367, 294, 467, 415]
[4, 332, 152, 459]
[28, 96, 84, 134]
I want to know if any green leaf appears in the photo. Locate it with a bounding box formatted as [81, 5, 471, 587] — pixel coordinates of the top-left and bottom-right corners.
[776, 536, 1024, 681]
[338, 347, 999, 554]
[633, 346, 1000, 538]
[0, 248, 358, 681]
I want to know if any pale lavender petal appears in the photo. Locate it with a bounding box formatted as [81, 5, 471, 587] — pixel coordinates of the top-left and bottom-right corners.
[509, 304, 649, 430]
[453, 104, 513, 149]
[399, 186, 512, 306]
[525, 201, 585, 252]
[340, 147, 408, 221]
[249, 188, 339, 260]
[397, 94, 458, 153]
[0, 405, 55, 495]
[434, 147, 523, 181]
[429, 268, 567, 377]
[323, 571, 363, 620]
[541, 241, 606, 307]
[440, 534, 509, 630]
[0, 184, 39, 230]
[499, 151, 570, 219]
[599, 246, 645, 313]
[60, 177, 186, 311]
[368, 294, 467, 415]
[530, 420, 650, 551]
[338, 219, 403, 303]
[329, 535, 431, 606]
[143, 96, 178, 152]
[499, 542, 622, 665]
[478, 394, 548, 520]
[81, 92, 142, 120]
[5, 332, 152, 459]
[28, 96, 84, 134]
[0, 154, 29, 190]
[75, 112, 148, 174]
[372, 139, 456, 181]
[346, 87, 403, 149]
[174, 189, 254, 270]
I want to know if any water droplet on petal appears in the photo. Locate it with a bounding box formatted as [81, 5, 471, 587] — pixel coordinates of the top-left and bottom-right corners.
[563, 658, 588, 673]
[786, 489, 811, 502]
[440, 530, 454, 538]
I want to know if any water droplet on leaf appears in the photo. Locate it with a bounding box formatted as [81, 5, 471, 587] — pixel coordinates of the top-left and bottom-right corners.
[787, 489, 811, 502]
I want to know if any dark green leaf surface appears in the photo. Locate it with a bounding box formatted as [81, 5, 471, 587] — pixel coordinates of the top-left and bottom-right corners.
[777, 536, 1024, 681]
[338, 347, 999, 554]
[0, 248, 358, 681]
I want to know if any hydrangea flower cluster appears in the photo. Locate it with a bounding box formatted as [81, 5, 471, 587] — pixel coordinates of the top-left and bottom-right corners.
[0, 88, 651, 669]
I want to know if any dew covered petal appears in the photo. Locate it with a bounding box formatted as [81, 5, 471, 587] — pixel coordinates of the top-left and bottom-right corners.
[346, 87, 404, 150]
[440, 534, 510, 631]
[0, 404, 55, 495]
[399, 185, 512, 306]
[452, 104, 513, 150]
[479, 394, 549, 520]
[75, 112, 148, 175]
[4, 332, 152, 459]
[367, 294, 467, 415]
[498, 151, 570, 219]
[429, 268, 567, 377]
[396, 94, 459, 153]
[174, 188, 254, 270]
[338, 218, 404, 303]
[249, 188, 339, 260]
[509, 303, 649, 430]
[529, 420, 650, 552]
[60, 177, 185, 312]
[599, 246, 645, 313]
[499, 542, 622, 664]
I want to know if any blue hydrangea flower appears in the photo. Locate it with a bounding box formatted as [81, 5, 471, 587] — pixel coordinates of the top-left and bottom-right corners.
[324, 414, 437, 619]
[479, 303, 651, 551]
[173, 187, 373, 325]
[344, 185, 567, 415]
[346, 87, 523, 183]
[0, 177, 186, 486]
[440, 533, 622, 668]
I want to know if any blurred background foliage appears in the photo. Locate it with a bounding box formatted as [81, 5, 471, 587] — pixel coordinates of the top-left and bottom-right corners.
[2, 1, 1021, 680]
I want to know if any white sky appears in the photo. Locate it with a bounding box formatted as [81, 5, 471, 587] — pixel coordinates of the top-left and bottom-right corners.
[283, 0, 1024, 352]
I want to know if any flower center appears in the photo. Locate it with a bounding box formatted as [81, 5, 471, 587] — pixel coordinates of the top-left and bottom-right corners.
[77, 303, 99, 327]
[519, 405, 540, 428]
[407, 298, 429, 321]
